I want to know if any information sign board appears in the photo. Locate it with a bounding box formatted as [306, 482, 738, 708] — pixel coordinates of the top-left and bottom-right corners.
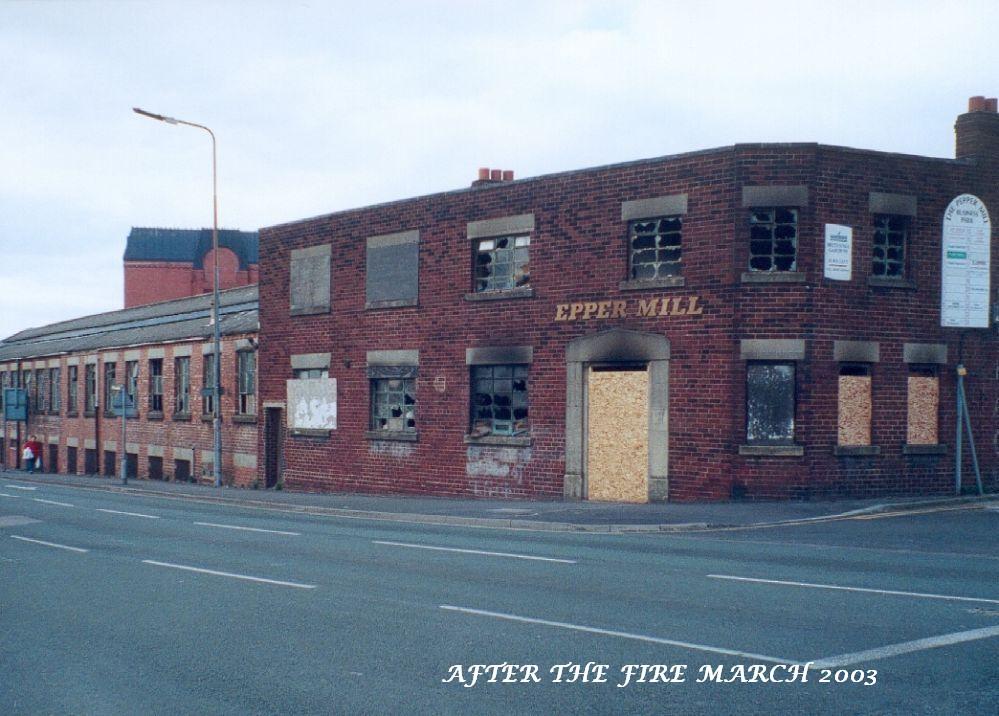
[941, 194, 991, 328]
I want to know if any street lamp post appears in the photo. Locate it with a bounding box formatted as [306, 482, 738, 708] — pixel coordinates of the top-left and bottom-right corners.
[134, 107, 223, 488]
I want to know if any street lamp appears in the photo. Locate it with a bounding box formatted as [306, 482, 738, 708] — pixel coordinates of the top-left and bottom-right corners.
[134, 107, 223, 488]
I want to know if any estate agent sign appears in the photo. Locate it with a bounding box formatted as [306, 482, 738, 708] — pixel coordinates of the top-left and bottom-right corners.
[941, 194, 991, 328]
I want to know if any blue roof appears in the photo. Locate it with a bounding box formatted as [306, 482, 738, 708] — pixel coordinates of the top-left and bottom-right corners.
[124, 227, 259, 269]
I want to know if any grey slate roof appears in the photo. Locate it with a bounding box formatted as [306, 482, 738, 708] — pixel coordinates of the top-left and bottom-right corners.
[0, 285, 258, 362]
[123, 227, 259, 269]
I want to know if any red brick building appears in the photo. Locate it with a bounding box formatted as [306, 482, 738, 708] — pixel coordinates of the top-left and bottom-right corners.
[256, 98, 997, 502]
[1, 286, 259, 485]
[123, 227, 258, 308]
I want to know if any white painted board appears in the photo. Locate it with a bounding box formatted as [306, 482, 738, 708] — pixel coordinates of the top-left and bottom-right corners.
[941, 194, 991, 328]
[824, 224, 853, 281]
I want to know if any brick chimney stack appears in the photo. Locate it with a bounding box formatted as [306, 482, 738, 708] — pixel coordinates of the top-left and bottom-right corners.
[472, 167, 515, 188]
[955, 95, 999, 161]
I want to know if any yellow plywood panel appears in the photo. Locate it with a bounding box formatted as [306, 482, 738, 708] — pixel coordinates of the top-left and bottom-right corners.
[838, 375, 872, 446]
[907, 376, 939, 445]
[587, 369, 649, 503]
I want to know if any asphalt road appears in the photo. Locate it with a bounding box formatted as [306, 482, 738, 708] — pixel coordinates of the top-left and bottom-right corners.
[1, 477, 996, 715]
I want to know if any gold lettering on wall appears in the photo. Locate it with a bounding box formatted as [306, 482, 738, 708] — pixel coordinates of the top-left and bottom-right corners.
[554, 296, 706, 322]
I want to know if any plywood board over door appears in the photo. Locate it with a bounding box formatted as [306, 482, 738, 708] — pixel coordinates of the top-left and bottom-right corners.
[587, 367, 649, 503]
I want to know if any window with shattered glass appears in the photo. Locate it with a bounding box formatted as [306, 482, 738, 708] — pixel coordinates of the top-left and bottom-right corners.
[474, 235, 530, 292]
[872, 214, 907, 278]
[628, 215, 682, 280]
[293, 368, 328, 379]
[470, 365, 529, 436]
[746, 362, 795, 444]
[749, 207, 797, 272]
[370, 378, 416, 432]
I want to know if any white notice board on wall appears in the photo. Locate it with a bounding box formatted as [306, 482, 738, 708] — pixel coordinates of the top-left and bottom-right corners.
[941, 194, 991, 328]
[824, 224, 853, 281]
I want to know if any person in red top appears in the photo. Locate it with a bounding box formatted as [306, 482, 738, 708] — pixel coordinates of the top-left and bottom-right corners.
[23, 434, 43, 474]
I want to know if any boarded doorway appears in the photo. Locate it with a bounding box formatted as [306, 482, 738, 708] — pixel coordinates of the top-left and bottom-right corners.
[587, 366, 649, 503]
[264, 407, 283, 488]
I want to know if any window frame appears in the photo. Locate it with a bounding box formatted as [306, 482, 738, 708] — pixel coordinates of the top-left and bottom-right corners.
[67, 365, 78, 414]
[748, 207, 798, 273]
[745, 360, 796, 446]
[102, 362, 116, 417]
[871, 213, 908, 280]
[472, 234, 531, 293]
[627, 215, 683, 282]
[202, 353, 217, 417]
[148, 358, 164, 414]
[369, 376, 416, 434]
[48, 367, 60, 414]
[84, 364, 97, 415]
[469, 364, 530, 438]
[236, 350, 256, 416]
[173, 356, 190, 416]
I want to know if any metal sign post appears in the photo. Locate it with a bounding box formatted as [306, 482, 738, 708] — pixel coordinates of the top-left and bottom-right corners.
[940, 194, 991, 495]
[111, 385, 136, 485]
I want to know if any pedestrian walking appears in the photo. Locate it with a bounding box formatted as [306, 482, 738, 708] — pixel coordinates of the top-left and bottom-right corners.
[23, 434, 43, 474]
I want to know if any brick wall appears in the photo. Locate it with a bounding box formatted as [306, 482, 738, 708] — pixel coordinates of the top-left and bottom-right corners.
[256, 113, 997, 502]
[124, 248, 258, 308]
[3, 334, 259, 486]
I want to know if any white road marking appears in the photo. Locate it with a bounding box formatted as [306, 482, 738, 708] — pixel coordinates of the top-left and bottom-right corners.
[5, 485, 38, 491]
[708, 574, 999, 605]
[142, 560, 316, 589]
[0, 493, 21, 498]
[812, 626, 999, 668]
[194, 521, 300, 536]
[376, 540, 576, 563]
[96, 508, 160, 519]
[10, 535, 89, 553]
[440, 605, 797, 664]
[32, 498, 74, 507]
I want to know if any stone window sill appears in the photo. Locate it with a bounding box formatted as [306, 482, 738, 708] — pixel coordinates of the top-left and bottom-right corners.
[365, 430, 418, 442]
[147, 411, 164, 421]
[366, 298, 418, 310]
[233, 414, 258, 425]
[290, 428, 330, 438]
[67, 411, 79, 418]
[738, 444, 804, 457]
[903, 443, 947, 455]
[290, 306, 330, 317]
[619, 276, 685, 290]
[834, 445, 881, 457]
[464, 434, 532, 447]
[172, 413, 192, 422]
[741, 271, 807, 284]
[464, 287, 535, 302]
[84, 411, 96, 418]
[867, 276, 916, 290]
[201, 414, 216, 423]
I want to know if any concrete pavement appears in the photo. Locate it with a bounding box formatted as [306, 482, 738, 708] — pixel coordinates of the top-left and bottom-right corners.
[2, 468, 994, 532]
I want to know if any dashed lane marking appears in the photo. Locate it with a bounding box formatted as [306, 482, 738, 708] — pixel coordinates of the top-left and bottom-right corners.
[194, 522, 300, 536]
[375, 540, 576, 563]
[142, 560, 316, 589]
[5, 485, 37, 491]
[10, 535, 88, 553]
[708, 574, 999, 605]
[96, 508, 160, 519]
[440, 605, 798, 664]
[32, 498, 74, 507]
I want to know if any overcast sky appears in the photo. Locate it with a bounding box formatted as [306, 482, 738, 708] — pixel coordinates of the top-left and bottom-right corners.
[1, 0, 996, 339]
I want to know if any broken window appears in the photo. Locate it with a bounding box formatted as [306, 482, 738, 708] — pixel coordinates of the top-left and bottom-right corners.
[628, 215, 682, 280]
[48, 367, 60, 414]
[837, 364, 872, 446]
[746, 362, 795, 444]
[36, 369, 47, 414]
[749, 207, 797, 272]
[173, 357, 190, 415]
[148, 359, 163, 413]
[370, 377, 416, 432]
[125, 361, 138, 415]
[237, 350, 256, 416]
[474, 235, 530, 292]
[906, 366, 939, 445]
[67, 366, 78, 414]
[84, 364, 96, 414]
[202, 354, 216, 416]
[470, 364, 529, 437]
[103, 362, 116, 415]
[872, 214, 907, 279]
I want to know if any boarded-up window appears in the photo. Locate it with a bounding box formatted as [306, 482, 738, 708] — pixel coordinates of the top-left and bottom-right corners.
[746, 362, 795, 444]
[907, 368, 939, 445]
[366, 231, 419, 308]
[838, 365, 872, 446]
[290, 244, 332, 315]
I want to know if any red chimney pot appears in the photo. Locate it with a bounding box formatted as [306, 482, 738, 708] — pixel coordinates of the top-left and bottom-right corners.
[502, 170, 514, 181]
[968, 96, 988, 112]
[478, 167, 490, 180]
[986, 97, 998, 113]
[490, 169, 502, 181]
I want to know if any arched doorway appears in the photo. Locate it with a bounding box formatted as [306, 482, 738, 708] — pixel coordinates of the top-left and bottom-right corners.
[564, 329, 670, 502]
